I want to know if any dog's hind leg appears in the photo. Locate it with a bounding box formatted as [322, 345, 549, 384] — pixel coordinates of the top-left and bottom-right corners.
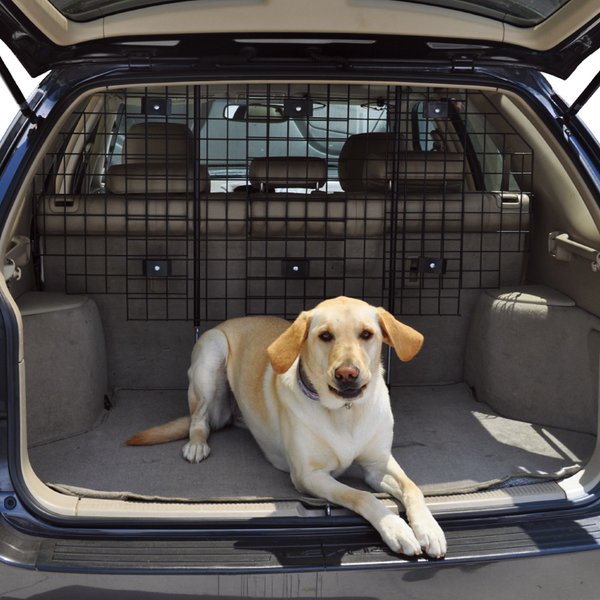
[182, 328, 231, 463]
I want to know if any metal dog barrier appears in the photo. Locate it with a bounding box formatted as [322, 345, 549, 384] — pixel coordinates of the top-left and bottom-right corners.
[35, 83, 532, 323]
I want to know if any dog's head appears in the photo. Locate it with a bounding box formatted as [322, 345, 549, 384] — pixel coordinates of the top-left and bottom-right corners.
[267, 296, 423, 409]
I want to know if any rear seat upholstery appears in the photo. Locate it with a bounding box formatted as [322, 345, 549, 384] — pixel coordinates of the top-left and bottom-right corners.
[37, 126, 529, 303]
[41, 122, 207, 237]
[245, 156, 339, 237]
[40, 127, 528, 238]
[337, 132, 529, 236]
[339, 131, 465, 193]
[106, 122, 196, 194]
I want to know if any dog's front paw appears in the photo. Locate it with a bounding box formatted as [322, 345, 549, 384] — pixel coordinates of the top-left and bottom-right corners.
[377, 514, 422, 556]
[410, 515, 447, 558]
[182, 440, 211, 463]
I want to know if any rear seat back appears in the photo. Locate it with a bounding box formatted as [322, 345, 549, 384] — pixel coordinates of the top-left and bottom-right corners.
[245, 156, 340, 237]
[37, 126, 529, 317]
[339, 131, 464, 193]
[40, 122, 208, 236]
[106, 122, 196, 194]
[40, 130, 529, 238]
[337, 132, 529, 238]
[38, 123, 204, 311]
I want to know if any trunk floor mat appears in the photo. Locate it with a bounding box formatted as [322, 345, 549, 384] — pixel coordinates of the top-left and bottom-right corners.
[28, 384, 596, 500]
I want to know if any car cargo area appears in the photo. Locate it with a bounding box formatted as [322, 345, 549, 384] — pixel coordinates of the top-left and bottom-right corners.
[28, 383, 595, 502]
[4, 81, 600, 516]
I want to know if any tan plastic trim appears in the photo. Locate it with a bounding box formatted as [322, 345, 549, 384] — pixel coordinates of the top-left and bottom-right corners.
[12, 0, 102, 46]
[11, 0, 600, 53]
[25, 481, 573, 520]
[496, 92, 600, 246]
[100, 0, 502, 43]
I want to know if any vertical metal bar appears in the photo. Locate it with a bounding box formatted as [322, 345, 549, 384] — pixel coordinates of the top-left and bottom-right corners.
[342, 83, 351, 301]
[224, 85, 230, 321]
[244, 83, 251, 318]
[124, 89, 131, 319]
[385, 85, 403, 383]
[193, 84, 201, 338]
[324, 84, 332, 302]
[387, 85, 402, 313]
[203, 84, 211, 325]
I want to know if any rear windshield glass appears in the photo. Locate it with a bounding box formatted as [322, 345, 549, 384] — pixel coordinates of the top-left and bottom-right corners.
[401, 0, 570, 26]
[48, 0, 184, 21]
[49, 0, 570, 26]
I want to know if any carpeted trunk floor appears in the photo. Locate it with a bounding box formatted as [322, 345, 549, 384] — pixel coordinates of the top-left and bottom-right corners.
[28, 383, 596, 500]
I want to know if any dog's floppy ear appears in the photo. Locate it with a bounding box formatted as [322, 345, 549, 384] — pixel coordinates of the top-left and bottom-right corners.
[267, 311, 312, 374]
[376, 307, 424, 362]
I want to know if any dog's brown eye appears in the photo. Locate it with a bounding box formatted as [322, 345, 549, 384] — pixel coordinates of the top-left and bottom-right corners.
[360, 330, 373, 340]
[319, 331, 334, 342]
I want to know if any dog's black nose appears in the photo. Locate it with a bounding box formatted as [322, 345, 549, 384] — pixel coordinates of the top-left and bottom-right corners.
[335, 365, 360, 383]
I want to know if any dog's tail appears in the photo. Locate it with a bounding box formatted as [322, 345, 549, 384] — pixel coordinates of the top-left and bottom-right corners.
[126, 416, 191, 446]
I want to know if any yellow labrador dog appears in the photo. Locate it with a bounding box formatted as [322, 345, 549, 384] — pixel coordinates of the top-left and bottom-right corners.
[127, 296, 446, 558]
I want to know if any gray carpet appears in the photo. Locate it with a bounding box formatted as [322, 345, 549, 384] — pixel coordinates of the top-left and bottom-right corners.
[28, 384, 596, 500]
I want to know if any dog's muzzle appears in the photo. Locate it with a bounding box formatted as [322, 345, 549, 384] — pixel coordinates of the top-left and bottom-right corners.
[298, 361, 366, 408]
[330, 364, 366, 399]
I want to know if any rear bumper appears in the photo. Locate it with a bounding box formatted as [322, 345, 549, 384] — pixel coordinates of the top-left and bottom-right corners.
[0, 533, 599, 600]
[1, 504, 600, 598]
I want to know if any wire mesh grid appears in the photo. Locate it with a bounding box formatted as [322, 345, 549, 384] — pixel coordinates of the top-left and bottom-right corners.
[35, 83, 532, 323]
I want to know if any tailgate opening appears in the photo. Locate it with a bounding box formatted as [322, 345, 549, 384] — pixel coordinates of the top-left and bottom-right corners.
[2, 79, 599, 522]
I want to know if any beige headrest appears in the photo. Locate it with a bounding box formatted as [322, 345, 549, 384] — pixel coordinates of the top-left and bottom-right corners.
[339, 132, 464, 192]
[249, 157, 327, 190]
[106, 122, 209, 194]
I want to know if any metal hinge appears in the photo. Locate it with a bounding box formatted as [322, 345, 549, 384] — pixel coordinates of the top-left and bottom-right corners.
[127, 52, 154, 70]
[451, 57, 475, 73]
